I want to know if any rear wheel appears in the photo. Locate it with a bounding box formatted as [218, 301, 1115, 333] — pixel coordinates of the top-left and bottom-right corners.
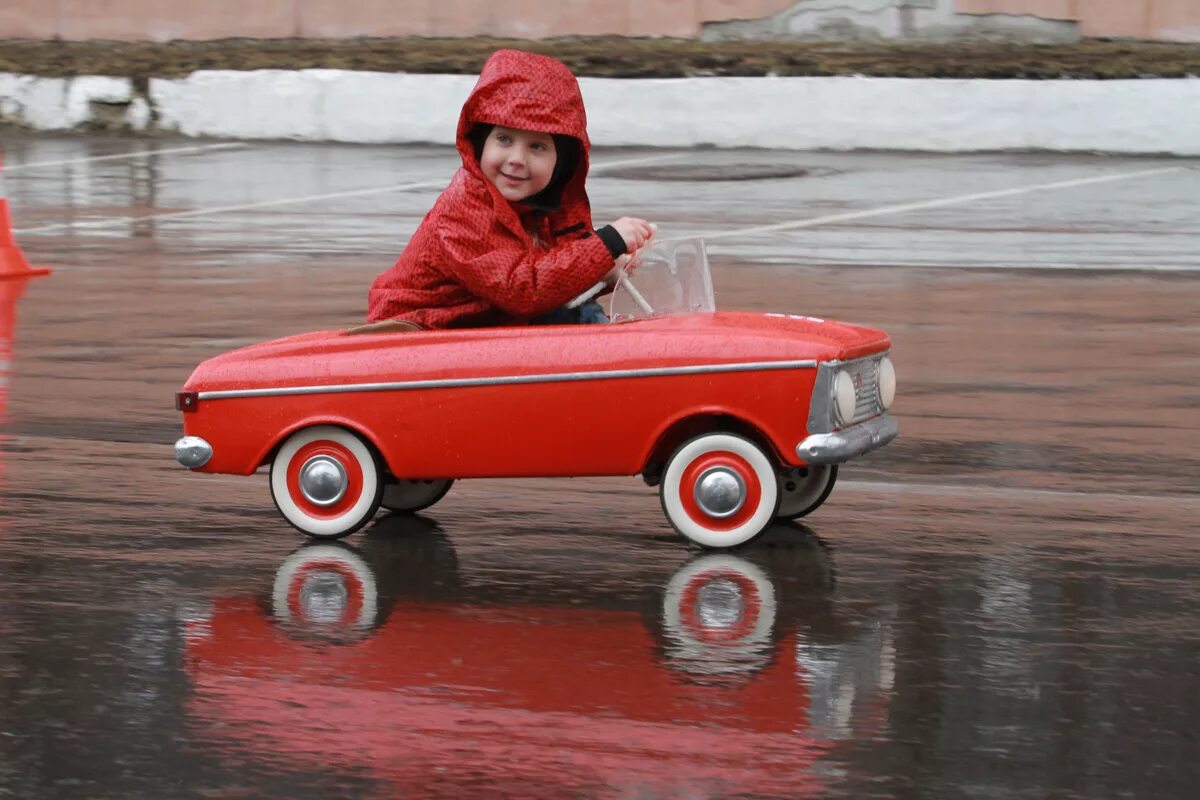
[270, 425, 383, 539]
[380, 479, 454, 513]
[660, 433, 780, 549]
[776, 464, 838, 520]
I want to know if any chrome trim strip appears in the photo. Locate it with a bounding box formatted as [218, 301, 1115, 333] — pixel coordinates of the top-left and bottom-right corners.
[796, 415, 898, 465]
[196, 360, 819, 401]
[174, 436, 213, 469]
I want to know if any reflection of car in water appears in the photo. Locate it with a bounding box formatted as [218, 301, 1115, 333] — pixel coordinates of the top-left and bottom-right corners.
[184, 516, 894, 797]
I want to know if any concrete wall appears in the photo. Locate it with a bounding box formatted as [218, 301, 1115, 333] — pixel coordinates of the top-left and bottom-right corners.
[702, 0, 1080, 42]
[0, 0, 1195, 42]
[957, 1, 1200, 41]
[0, 1, 795, 40]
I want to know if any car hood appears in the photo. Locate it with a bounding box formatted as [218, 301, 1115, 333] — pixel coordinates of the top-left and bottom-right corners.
[181, 311, 890, 394]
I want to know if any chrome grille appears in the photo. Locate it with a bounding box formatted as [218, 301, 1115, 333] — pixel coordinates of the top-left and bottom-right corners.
[807, 352, 889, 435]
[846, 358, 881, 424]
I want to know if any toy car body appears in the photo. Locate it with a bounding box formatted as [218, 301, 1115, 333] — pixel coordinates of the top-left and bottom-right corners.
[173, 239, 897, 547]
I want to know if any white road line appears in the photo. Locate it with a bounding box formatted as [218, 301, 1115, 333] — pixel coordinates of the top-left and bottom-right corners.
[4, 142, 249, 172]
[13, 178, 447, 235]
[14, 152, 682, 236]
[839, 478, 1200, 506]
[690, 165, 1193, 241]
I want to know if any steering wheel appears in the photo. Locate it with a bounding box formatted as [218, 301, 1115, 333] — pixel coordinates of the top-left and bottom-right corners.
[567, 248, 655, 315]
[567, 270, 654, 315]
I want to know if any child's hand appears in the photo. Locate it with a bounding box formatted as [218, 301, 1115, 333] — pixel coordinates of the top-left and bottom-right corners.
[603, 245, 646, 288]
[623, 245, 648, 276]
[612, 217, 654, 253]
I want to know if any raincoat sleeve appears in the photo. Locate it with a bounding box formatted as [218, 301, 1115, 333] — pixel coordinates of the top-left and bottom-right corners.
[437, 225, 616, 318]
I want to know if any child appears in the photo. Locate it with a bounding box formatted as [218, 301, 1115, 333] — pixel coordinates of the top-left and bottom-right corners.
[366, 49, 654, 329]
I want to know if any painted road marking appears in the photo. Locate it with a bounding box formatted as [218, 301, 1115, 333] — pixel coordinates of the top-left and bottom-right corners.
[14, 153, 682, 236]
[839, 478, 1200, 507]
[694, 165, 1193, 241]
[13, 178, 448, 235]
[4, 142, 249, 172]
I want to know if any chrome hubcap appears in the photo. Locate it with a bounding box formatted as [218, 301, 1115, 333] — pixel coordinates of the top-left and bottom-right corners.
[694, 467, 746, 518]
[299, 456, 348, 506]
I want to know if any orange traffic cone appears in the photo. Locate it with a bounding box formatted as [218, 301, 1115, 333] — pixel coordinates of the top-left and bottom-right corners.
[0, 151, 51, 280]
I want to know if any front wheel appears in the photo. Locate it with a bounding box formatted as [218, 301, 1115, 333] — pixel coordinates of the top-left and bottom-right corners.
[380, 479, 454, 513]
[776, 464, 838, 520]
[660, 433, 780, 549]
[270, 425, 383, 539]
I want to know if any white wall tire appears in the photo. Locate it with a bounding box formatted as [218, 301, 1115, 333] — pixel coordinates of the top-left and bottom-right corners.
[271, 545, 379, 642]
[661, 554, 777, 677]
[380, 479, 454, 513]
[270, 425, 382, 538]
[660, 433, 780, 549]
[776, 464, 838, 520]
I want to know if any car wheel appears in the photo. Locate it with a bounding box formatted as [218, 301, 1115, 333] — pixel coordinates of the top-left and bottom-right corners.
[380, 479, 454, 513]
[660, 433, 780, 549]
[776, 464, 838, 520]
[270, 425, 383, 539]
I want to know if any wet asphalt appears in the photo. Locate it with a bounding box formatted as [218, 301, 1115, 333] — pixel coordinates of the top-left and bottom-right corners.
[0, 132, 1198, 799]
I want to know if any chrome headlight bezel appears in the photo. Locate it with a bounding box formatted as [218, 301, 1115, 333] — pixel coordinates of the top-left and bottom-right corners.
[877, 356, 896, 411]
[832, 370, 856, 427]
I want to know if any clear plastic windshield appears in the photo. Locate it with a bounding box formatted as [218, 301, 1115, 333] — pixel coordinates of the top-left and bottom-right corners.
[608, 237, 716, 323]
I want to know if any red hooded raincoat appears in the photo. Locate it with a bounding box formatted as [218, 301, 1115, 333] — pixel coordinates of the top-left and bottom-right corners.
[366, 50, 620, 329]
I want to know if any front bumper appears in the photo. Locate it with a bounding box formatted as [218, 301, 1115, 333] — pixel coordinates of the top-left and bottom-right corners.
[796, 415, 898, 465]
[175, 436, 213, 469]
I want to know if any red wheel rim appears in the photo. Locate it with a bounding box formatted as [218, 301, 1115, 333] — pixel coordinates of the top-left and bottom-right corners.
[286, 560, 365, 626]
[677, 450, 762, 531]
[285, 439, 364, 520]
[678, 568, 762, 644]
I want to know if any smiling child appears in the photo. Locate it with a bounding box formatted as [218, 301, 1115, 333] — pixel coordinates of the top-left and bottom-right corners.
[366, 49, 653, 329]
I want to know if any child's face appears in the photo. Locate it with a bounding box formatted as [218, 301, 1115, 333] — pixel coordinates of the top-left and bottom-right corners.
[479, 126, 557, 203]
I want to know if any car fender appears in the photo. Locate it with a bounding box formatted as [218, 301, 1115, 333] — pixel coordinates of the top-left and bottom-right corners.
[251, 414, 389, 473]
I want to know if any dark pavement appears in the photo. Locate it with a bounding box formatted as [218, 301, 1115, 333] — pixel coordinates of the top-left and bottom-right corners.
[0, 133, 1197, 799]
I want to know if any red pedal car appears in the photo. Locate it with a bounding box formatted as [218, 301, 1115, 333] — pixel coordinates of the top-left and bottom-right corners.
[173, 239, 897, 547]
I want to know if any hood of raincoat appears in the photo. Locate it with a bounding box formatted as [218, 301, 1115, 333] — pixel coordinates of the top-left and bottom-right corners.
[366, 50, 616, 329]
[455, 49, 592, 232]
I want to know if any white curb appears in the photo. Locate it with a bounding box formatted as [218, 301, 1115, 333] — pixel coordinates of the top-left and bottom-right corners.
[1, 69, 1197, 155]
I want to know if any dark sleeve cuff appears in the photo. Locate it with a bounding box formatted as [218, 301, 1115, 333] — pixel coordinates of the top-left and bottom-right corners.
[596, 225, 627, 259]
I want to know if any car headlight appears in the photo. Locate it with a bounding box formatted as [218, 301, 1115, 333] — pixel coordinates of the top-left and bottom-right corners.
[833, 370, 856, 426]
[877, 356, 896, 410]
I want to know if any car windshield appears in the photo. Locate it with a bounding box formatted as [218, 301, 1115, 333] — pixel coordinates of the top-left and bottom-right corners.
[608, 237, 716, 323]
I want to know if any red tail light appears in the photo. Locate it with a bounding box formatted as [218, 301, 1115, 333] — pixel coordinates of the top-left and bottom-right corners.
[175, 391, 199, 412]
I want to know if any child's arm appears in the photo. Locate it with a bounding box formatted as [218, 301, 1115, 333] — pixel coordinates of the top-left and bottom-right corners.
[438, 227, 626, 318]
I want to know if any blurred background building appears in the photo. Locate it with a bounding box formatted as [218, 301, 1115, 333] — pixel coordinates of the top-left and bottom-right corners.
[0, 0, 1195, 43]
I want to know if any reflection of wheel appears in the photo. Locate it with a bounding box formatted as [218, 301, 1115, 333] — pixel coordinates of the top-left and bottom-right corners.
[776, 465, 838, 520]
[270, 425, 383, 538]
[271, 544, 379, 642]
[380, 479, 454, 513]
[661, 554, 777, 677]
[660, 433, 780, 549]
